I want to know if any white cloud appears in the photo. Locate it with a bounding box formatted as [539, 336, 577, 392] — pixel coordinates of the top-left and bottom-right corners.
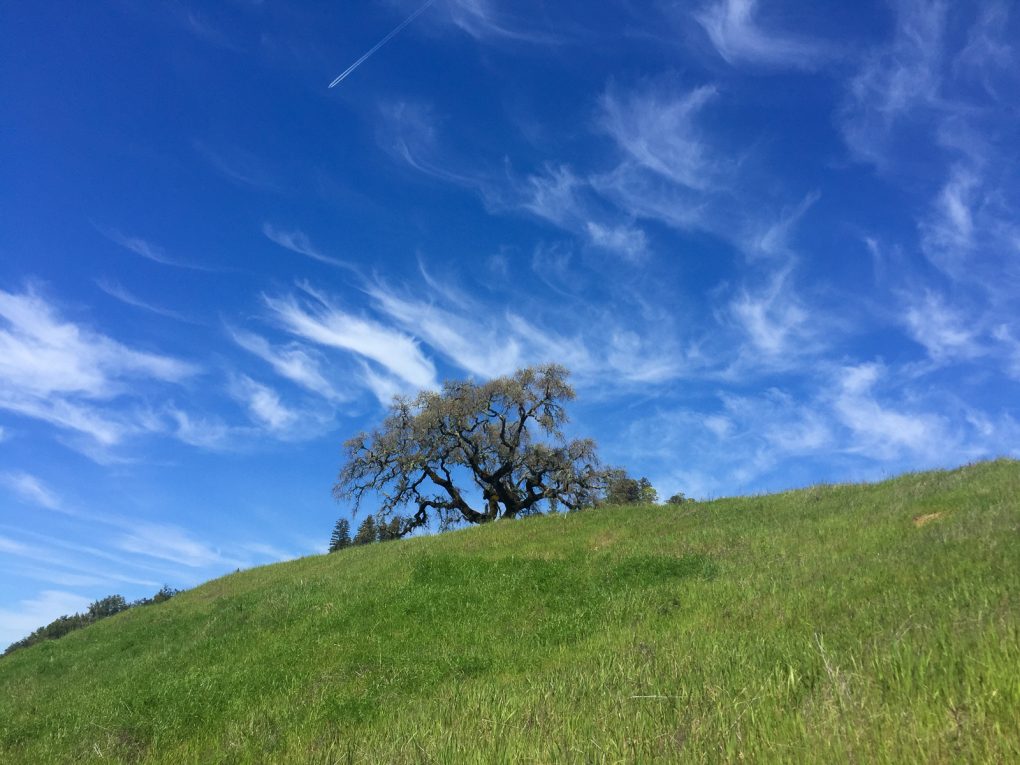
[262, 224, 355, 270]
[264, 285, 438, 390]
[0, 534, 31, 555]
[95, 278, 196, 323]
[376, 101, 479, 187]
[167, 408, 241, 451]
[0, 288, 196, 399]
[0, 287, 197, 448]
[0, 534, 162, 589]
[727, 267, 811, 358]
[367, 283, 522, 378]
[695, 0, 833, 69]
[589, 162, 706, 232]
[831, 363, 947, 460]
[239, 542, 299, 562]
[902, 290, 982, 362]
[746, 191, 820, 260]
[919, 164, 979, 276]
[115, 523, 235, 568]
[614, 390, 831, 499]
[954, 1, 1016, 98]
[0, 590, 92, 650]
[357, 362, 410, 406]
[840, 0, 946, 165]
[229, 375, 299, 432]
[992, 325, 1020, 381]
[585, 222, 647, 260]
[0, 396, 138, 448]
[94, 225, 211, 270]
[0, 471, 63, 511]
[598, 82, 720, 191]
[194, 140, 280, 190]
[519, 164, 587, 227]
[230, 328, 346, 402]
[432, 0, 556, 43]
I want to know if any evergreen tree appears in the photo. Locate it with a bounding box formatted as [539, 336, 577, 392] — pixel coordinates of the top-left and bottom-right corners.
[353, 516, 377, 546]
[378, 515, 405, 542]
[329, 518, 352, 552]
[87, 595, 128, 620]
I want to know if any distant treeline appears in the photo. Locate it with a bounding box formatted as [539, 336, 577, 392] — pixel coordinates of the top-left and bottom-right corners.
[3, 586, 181, 658]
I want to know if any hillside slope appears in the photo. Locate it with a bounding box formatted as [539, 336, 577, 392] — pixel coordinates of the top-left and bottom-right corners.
[2, 460, 1019, 763]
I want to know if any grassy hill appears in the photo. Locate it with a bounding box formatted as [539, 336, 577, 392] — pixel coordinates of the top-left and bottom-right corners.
[2, 460, 1019, 763]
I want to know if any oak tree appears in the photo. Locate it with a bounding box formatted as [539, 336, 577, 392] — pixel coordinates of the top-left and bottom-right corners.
[334, 365, 606, 533]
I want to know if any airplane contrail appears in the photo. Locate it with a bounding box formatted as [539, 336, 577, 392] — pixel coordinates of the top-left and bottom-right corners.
[328, 0, 438, 89]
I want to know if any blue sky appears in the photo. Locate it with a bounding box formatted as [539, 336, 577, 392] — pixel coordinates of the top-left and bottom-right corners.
[2, 0, 1018, 646]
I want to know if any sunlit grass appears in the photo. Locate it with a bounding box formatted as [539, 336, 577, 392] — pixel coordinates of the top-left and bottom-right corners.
[2, 459, 1018, 762]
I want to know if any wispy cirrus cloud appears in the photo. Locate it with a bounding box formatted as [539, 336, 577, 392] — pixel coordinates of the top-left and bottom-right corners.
[0, 471, 63, 511]
[226, 375, 335, 441]
[194, 140, 281, 190]
[953, 1, 1016, 99]
[901, 289, 983, 363]
[93, 225, 214, 271]
[840, 0, 947, 166]
[229, 375, 298, 432]
[619, 359, 1016, 499]
[725, 264, 816, 362]
[230, 328, 348, 402]
[261, 224, 357, 271]
[745, 191, 820, 260]
[95, 278, 197, 323]
[423, 0, 560, 43]
[264, 284, 438, 391]
[365, 282, 522, 378]
[0, 287, 198, 448]
[830, 362, 948, 461]
[114, 522, 239, 569]
[598, 81, 721, 191]
[377, 102, 648, 259]
[515, 165, 649, 259]
[367, 271, 689, 388]
[0, 535, 161, 589]
[694, 0, 834, 69]
[0, 287, 194, 398]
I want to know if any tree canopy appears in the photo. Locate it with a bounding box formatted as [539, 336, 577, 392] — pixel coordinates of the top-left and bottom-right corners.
[604, 471, 658, 505]
[333, 365, 606, 533]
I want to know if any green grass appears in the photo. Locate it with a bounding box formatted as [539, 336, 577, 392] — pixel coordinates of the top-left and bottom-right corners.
[2, 459, 1019, 763]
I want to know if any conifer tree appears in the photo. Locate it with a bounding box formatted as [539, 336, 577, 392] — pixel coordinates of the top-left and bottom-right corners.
[353, 515, 377, 546]
[378, 515, 405, 542]
[329, 518, 352, 552]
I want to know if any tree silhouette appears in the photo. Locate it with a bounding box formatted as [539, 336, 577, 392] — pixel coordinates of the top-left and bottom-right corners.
[353, 516, 378, 546]
[329, 518, 352, 552]
[334, 365, 606, 533]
